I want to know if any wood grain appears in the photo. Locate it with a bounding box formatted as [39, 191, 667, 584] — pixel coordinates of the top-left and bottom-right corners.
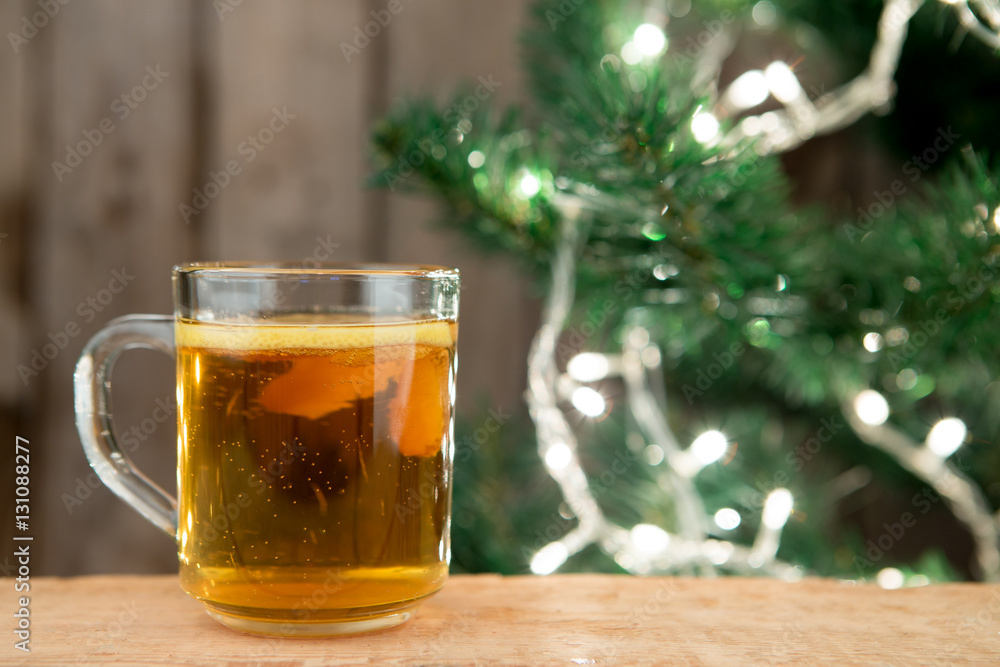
[5, 574, 998, 665]
[0, 0, 29, 406]
[28, 0, 197, 576]
[204, 0, 370, 261]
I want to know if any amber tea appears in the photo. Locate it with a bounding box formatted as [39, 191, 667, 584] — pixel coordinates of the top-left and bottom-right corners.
[76, 263, 459, 636]
[175, 316, 456, 631]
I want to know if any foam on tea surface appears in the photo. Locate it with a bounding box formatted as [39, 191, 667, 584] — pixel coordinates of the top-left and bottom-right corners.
[175, 317, 455, 351]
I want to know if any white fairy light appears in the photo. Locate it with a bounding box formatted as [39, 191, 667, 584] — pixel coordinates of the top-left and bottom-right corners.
[544, 442, 573, 470]
[752, 0, 777, 25]
[854, 390, 890, 426]
[633, 23, 667, 57]
[621, 41, 643, 65]
[763, 489, 794, 530]
[628, 326, 650, 348]
[567, 352, 612, 382]
[764, 61, 802, 103]
[759, 111, 781, 133]
[530, 542, 569, 575]
[863, 332, 884, 352]
[691, 112, 720, 144]
[877, 567, 905, 589]
[630, 523, 671, 556]
[689, 430, 729, 466]
[571, 386, 607, 417]
[896, 369, 919, 391]
[643, 444, 665, 465]
[714, 508, 741, 531]
[741, 116, 762, 136]
[519, 172, 541, 197]
[467, 150, 485, 168]
[926, 417, 967, 458]
[749, 489, 794, 567]
[725, 69, 769, 110]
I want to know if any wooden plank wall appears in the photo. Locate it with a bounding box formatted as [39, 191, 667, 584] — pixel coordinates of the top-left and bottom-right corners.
[0, 0, 535, 576]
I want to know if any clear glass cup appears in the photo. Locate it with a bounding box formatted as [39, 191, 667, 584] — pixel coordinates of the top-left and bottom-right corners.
[74, 262, 460, 636]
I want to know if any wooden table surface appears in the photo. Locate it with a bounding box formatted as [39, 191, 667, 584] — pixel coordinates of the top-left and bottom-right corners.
[4, 574, 998, 665]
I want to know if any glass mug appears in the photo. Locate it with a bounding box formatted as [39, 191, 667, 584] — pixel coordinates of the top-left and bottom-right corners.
[74, 263, 459, 636]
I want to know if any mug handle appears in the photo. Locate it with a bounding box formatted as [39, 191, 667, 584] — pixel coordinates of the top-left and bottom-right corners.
[74, 314, 178, 538]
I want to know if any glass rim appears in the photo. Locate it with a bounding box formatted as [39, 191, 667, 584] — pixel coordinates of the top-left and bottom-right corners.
[173, 261, 460, 279]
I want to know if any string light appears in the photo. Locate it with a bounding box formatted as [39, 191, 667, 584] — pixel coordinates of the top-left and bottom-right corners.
[668, 429, 730, 477]
[752, 0, 777, 25]
[863, 332, 884, 352]
[525, 217, 801, 580]
[691, 111, 720, 144]
[750, 488, 794, 567]
[721, 0, 923, 154]
[925, 417, 967, 458]
[544, 441, 574, 470]
[877, 567, 905, 589]
[762, 489, 794, 530]
[530, 542, 569, 575]
[519, 0, 1000, 581]
[689, 430, 729, 467]
[844, 399, 999, 580]
[571, 386, 607, 417]
[716, 0, 1000, 154]
[621, 41, 643, 65]
[896, 369, 919, 391]
[714, 508, 741, 531]
[946, 0, 1000, 49]
[854, 390, 890, 426]
[724, 70, 769, 110]
[519, 172, 541, 197]
[633, 23, 667, 57]
[764, 61, 802, 103]
[630, 523, 671, 556]
[467, 150, 485, 168]
[567, 352, 613, 382]
[644, 444, 665, 465]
